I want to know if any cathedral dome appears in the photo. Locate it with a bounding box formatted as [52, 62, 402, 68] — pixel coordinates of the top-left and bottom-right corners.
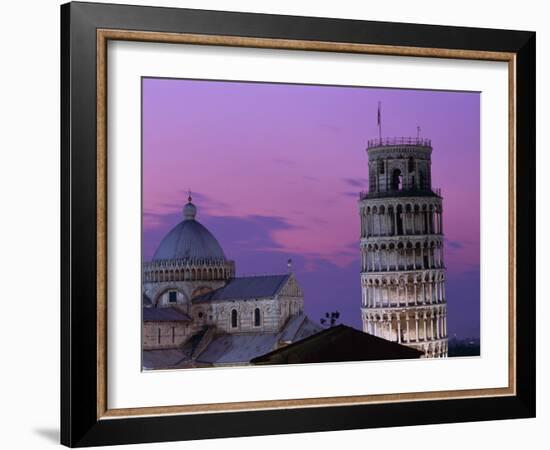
[152, 197, 226, 263]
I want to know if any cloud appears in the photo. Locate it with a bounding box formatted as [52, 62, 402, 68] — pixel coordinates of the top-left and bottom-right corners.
[319, 122, 343, 134]
[341, 191, 361, 198]
[303, 175, 318, 182]
[342, 177, 367, 188]
[272, 157, 295, 166]
[445, 238, 464, 250]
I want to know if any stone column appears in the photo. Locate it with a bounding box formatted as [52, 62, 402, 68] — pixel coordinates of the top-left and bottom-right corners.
[406, 314, 411, 343]
[423, 313, 427, 341]
[415, 313, 419, 342]
[422, 281, 426, 305]
[397, 317, 402, 343]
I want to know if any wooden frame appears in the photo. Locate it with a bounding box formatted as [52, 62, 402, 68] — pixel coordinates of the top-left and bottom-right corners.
[61, 1, 535, 447]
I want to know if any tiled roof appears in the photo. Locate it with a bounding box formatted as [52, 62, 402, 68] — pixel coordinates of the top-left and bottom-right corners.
[278, 314, 323, 343]
[143, 307, 192, 322]
[194, 274, 290, 302]
[194, 333, 280, 365]
[142, 349, 187, 370]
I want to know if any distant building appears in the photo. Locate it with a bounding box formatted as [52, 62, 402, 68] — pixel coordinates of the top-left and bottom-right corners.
[358, 137, 448, 357]
[142, 196, 322, 369]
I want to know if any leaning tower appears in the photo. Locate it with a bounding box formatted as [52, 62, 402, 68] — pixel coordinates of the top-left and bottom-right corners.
[359, 137, 448, 358]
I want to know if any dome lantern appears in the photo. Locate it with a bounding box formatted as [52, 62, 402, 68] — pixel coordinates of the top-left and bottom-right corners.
[183, 193, 197, 220]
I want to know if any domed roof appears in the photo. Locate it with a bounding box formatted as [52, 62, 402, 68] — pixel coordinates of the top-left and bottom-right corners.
[152, 197, 226, 263]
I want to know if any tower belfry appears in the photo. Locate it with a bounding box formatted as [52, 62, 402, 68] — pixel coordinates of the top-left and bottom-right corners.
[358, 135, 448, 357]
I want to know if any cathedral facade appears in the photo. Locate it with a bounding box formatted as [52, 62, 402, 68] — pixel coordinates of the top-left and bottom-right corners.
[358, 137, 448, 358]
[142, 196, 321, 369]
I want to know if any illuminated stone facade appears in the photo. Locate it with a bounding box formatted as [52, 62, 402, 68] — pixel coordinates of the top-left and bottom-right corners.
[359, 137, 448, 357]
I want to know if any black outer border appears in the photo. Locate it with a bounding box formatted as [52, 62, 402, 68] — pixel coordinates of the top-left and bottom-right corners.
[61, 2, 536, 447]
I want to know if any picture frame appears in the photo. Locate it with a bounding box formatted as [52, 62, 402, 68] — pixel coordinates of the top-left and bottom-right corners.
[60, 1, 535, 447]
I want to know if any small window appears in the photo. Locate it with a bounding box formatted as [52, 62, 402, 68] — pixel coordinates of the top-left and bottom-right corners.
[157, 328, 161, 344]
[171, 327, 175, 344]
[168, 291, 177, 303]
[231, 309, 238, 328]
[198, 311, 204, 319]
[254, 308, 261, 327]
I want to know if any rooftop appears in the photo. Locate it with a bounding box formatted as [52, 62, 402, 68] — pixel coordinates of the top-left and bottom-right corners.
[367, 137, 432, 149]
[193, 274, 291, 302]
[143, 307, 192, 322]
[251, 324, 423, 365]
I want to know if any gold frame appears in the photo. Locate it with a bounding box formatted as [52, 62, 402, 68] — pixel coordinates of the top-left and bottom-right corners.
[96, 29, 516, 420]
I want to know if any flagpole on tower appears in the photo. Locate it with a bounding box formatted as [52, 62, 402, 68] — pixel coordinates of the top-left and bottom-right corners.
[377, 101, 382, 141]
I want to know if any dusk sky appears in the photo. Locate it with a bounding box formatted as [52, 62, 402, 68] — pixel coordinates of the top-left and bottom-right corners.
[142, 77, 480, 339]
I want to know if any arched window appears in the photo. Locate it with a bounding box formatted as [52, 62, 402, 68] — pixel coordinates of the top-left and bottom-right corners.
[408, 156, 415, 173]
[254, 308, 261, 327]
[231, 309, 238, 328]
[379, 161, 385, 174]
[391, 169, 403, 190]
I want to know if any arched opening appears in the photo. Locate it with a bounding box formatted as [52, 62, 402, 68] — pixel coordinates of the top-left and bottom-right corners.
[254, 308, 261, 327]
[408, 156, 415, 173]
[419, 171, 425, 190]
[396, 205, 404, 235]
[391, 169, 403, 191]
[231, 309, 238, 328]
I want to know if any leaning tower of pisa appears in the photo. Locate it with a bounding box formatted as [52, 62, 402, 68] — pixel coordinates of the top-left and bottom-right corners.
[359, 136, 448, 358]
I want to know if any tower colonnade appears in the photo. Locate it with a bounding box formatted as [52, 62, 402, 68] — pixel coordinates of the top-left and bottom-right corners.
[362, 306, 448, 357]
[359, 137, 448, 358]
[359, 200, 443, 238]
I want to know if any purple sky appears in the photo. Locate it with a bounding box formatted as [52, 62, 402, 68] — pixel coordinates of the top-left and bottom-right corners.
[142, 78, 480, 339]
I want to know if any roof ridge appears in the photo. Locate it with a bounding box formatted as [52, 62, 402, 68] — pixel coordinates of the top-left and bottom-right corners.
[233, 273, 289, 279]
